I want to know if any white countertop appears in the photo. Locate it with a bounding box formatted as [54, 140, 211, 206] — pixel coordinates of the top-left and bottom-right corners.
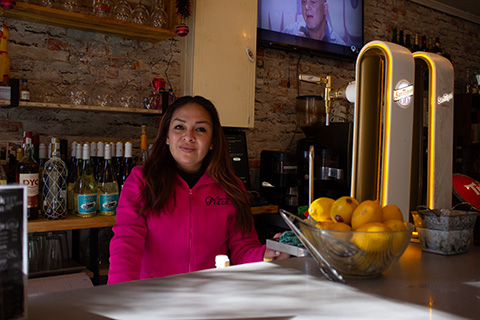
[27, 243, 480, 320]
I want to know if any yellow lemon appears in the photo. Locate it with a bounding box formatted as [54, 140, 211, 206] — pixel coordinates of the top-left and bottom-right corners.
[383, 219, 408, 252]
[381, 204, 404, 222]
[308, 197, 335, 222]
[351, 222, 391, 252]
[351, 200, 382, 230]
[330, 196, 359, 224]
[315, 219, 334, 229]
[327, 222, 352, 231]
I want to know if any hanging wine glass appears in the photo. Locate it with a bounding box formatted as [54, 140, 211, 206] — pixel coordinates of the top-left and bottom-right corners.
[61, 0, 80, 12]
[112, 0, 132, 23]
[150, 0, 168, 29]
[130, 0, 150, 26]
[39, 0, 55, 8]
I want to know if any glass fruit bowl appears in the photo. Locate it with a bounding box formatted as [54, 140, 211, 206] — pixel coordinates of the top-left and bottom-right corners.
[279, 209, 414, 282]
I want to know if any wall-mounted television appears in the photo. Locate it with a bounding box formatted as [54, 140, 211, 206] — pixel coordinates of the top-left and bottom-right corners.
[257, 0, 364, 60]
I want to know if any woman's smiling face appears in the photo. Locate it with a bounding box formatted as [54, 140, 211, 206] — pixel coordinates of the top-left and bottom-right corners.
[166, 102, 213, 173]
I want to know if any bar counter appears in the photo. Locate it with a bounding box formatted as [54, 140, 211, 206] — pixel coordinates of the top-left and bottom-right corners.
[28, 243, 480, 319]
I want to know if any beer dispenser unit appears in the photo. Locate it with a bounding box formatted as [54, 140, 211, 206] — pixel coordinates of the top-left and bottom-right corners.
[410, 52, 454, 211]
[351, 41, 415, 221]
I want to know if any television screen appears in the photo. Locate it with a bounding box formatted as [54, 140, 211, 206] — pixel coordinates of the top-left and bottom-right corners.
[257, 0, 363, 60]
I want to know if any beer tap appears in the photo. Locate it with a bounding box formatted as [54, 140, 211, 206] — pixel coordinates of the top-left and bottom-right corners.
[299, 74, 355, 126]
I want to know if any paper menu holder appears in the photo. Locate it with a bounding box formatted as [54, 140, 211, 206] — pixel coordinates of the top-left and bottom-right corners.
[0, 185, 28, 320]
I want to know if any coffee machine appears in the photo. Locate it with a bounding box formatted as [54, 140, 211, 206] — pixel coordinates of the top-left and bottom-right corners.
[259, 150, 298, 210]
[295, 95, 352, 207]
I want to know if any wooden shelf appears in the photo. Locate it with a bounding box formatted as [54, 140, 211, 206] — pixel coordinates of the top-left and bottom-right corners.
[1, 3, 177, 42]
[0, 100, 163, 114]
[28, 214, 116, 233]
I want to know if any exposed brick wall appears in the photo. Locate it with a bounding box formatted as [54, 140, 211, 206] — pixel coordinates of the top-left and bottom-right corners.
[1, 0, 479, 190]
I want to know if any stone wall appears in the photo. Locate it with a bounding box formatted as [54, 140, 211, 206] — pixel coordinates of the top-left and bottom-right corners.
[1, 0, 480, 189]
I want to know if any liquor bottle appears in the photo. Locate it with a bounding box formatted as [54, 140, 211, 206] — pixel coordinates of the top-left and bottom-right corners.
[412, 34, 421, 52]
[1, 74, 9, 87]
[20, 78, 30, 101]
[115, 141, 124, 186]
[43, 138, 68, 220]
[93, 0, 114, 18]
[398, 30, 405, 47]
[421, 36, 427, 51]
[38, 143, 47, 215]
[405, 34, 412, 52]
[392, 28, 398, 44]
[32, 134, 39, 162]
[69, 141, 77, 169]
[67, 142, 82, 215]
[121, 141, 134, 191]
[97, 143, 119, 216]
[0, 163, 7, 184]
[140, 125, 148, 165]
[16, 133, 39, 220]
[74, 143, 97, 218]
[110, 142, 116, 171]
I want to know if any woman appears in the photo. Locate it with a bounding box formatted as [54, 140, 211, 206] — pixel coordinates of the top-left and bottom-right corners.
[108, 96, 285, 284]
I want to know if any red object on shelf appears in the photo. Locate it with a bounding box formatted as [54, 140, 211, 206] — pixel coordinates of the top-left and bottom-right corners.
[452, 174, 480, 210]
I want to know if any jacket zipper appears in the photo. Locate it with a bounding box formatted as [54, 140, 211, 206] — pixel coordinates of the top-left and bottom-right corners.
[188, 188, 193, 272]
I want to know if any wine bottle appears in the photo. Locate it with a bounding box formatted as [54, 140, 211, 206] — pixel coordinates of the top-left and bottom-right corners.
[140, 125, 148, 165]
[43, 138, 68, 220]
[0, 163, 7, 184]
[121, 141, 134, 191]
[38, 143, 47, 215]
[412, 34, 421, 52]
[96, 141, 105, 179]
[115, 141, 124, 185]
[74, 143, 97, 218]
[20, 78, 30, 101]
[67, 142, 81, 215]
[16, 132, 40, 220]
[97, 143, 119, 216]
[90, 141, 97, 180]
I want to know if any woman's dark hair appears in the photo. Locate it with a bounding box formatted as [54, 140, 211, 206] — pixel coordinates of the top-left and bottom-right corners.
[140, 96, 253, 233]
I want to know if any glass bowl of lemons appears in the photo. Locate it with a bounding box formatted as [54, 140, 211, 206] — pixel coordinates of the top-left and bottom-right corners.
[280, 197, 414, 281]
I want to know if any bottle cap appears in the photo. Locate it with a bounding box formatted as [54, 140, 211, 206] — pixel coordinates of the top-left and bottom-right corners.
[104, 143, 112, 160]
[39, 143, 47, 159]
[125, 141, 133, 157]
[97, 142, 105, 157]
[90, 142, 97, 157]
[82, 143, 90, 160]
[215, 255, 230, 268]
[76, 143, 82, 159]
[116, 142, 124, 157]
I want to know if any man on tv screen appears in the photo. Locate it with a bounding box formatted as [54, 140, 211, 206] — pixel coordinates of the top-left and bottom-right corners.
[283, 0, 346, 45]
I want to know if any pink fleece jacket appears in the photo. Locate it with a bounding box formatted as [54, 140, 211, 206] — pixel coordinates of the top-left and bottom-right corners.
[108, 166, 266, 284]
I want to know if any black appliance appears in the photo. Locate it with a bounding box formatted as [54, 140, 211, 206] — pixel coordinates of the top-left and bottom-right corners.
[295, 96, 352, 206]
[259, 150, 298, 209]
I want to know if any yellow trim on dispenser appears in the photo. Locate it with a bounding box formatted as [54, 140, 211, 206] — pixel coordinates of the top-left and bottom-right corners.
[413, 52, 435, 209]
[359, 42, 392, 207]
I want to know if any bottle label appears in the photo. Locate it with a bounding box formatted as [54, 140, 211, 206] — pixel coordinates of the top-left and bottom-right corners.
[19, 173, 39, 208]
[20, 90, 30, 101]
[99, 193, 118, 214]
[77, 194, 97, 215]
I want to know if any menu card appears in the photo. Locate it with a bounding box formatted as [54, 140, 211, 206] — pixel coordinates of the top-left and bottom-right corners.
[0, 185, 27, 320]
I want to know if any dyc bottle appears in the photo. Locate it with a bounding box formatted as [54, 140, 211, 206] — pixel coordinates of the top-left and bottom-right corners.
[17, 132, 40, 220]
[43, 138, 68, 220]
[74, 143, 97, 218]
[97, 144, 119, 216]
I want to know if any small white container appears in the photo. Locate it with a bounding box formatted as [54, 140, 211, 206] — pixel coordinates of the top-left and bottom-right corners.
[215, 255, 230, 268]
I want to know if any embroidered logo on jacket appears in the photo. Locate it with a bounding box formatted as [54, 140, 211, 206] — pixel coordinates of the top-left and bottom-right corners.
[205, 196, 230, 206]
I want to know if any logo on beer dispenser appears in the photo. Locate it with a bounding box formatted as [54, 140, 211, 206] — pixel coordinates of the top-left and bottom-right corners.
[393, 80, 414, 107]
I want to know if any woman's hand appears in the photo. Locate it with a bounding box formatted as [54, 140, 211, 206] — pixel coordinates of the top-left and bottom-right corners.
[263, 232, 291, 262]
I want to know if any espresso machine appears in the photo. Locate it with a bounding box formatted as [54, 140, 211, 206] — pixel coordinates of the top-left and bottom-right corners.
[295, 94, 353, 207]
